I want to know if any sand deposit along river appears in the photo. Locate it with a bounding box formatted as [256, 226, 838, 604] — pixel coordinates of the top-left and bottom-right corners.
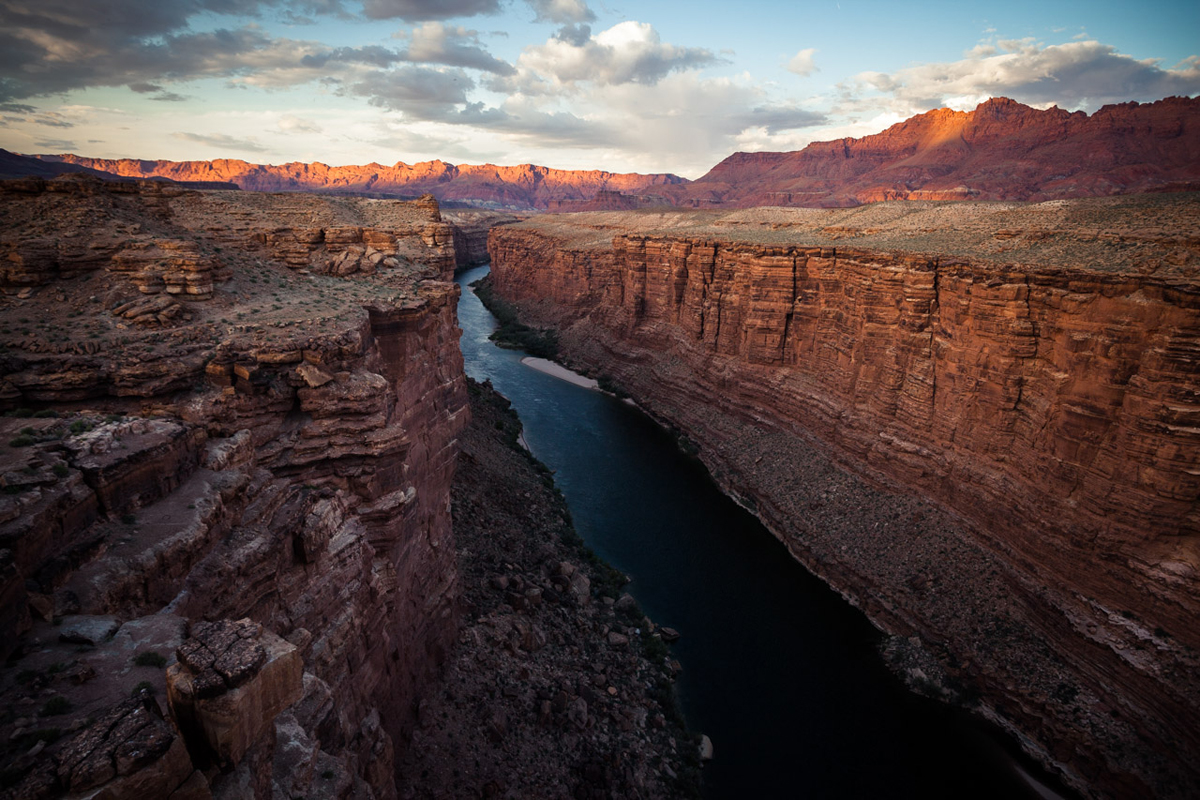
[455, 265, 1061, 799]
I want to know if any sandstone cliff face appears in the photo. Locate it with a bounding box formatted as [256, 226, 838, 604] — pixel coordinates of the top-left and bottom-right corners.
[546, 190, 662, 212]
[487, 202, 1200, 799]
[442, 210, 521, 269]
[0, 179, 467, 798]
[30, 156, 685, 211]
[652, 96, 1200, 207]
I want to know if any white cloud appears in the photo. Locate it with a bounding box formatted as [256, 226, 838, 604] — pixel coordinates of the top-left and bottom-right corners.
[278, 114, 322, 133]
[786, 48, 817, 77]
[527, 0, 594, 24]
[733, 111, 907, 155]
[401, 21, 514, 75]
[172, 131, 270, 153]
[839, 39, 1200, 116]
[482, 71, 824, 176]
[500, 21, 718, 92]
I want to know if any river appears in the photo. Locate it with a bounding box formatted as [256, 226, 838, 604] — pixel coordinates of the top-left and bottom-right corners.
[455, 264, 1064, 799]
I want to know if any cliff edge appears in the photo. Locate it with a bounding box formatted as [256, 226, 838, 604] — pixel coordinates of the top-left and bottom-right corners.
[486, 196, 1200, 799]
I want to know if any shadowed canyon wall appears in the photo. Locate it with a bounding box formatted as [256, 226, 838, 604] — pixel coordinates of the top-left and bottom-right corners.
[487, 203, 1200, 799]
[0, 177, 467, 798]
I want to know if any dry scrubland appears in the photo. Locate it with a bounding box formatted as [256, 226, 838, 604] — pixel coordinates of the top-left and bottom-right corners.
[513, 193, 1200, 280]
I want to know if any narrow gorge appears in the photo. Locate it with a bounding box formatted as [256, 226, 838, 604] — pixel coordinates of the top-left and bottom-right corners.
[486, 197, 1200, 799]
[0, 177, 692, 798]
[1, 170, 1197, 800]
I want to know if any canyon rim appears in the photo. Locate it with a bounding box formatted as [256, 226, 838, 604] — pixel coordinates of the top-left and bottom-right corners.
[0, 0, 1199, 795]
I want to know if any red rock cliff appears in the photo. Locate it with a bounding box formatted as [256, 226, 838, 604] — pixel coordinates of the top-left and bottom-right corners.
[651, 96, 1200, 207]
[29, 155, 685, 211]
[0, 180, 468, 798]
[487, 202, 1200, 799]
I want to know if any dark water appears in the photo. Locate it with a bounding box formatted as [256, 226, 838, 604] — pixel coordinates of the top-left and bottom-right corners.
[455, 265, 1062, 799]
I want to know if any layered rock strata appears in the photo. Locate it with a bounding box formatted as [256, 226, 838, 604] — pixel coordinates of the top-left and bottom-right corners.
[442, 211, 521, 270]
[28, 156, 686, 211]
[0, 180, 469, 797]
[18, 96, 1198, 215]
[486, 198, 1200, 799]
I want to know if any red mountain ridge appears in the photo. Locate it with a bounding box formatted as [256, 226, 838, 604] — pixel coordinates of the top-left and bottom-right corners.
[27, 154, 685, 210]
[21, 95, 1200, 209]
[646, 95, 1200, 207]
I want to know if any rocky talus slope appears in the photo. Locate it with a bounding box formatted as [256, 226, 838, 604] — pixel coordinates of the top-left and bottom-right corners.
[0, 176, 689, 798]
[399, 379, 697, 799]
[487, 196, 1200, 799]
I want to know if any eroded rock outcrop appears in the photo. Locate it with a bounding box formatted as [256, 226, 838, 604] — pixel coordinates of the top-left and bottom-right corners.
[0, 181, 468, 797]
[487, 198, 1200, 799]
[442, 210, 521, 269]
[0, 180, 693, 799]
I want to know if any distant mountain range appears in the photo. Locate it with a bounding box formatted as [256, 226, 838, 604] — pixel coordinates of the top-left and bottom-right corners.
[12, 153, 685, 210]
[648, 95, 1200, 208]
[5, 96, 1197, 209]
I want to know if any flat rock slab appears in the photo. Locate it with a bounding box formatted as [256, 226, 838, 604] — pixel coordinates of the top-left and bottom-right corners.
[59, 615, 121, 645]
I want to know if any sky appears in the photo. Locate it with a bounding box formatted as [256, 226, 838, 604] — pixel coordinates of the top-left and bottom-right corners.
[0, 0, 1197, 178]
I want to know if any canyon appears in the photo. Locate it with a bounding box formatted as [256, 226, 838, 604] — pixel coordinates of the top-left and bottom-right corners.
[0, 91, 1197, 799]
[0, 176, 690, 798]
[485, 195, 1200, 799]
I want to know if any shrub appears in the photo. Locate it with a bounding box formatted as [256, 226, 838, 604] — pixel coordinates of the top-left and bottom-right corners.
[471, 277, 559, 359]
[133, 651, 167, 668]
[38, 696, 72, 717]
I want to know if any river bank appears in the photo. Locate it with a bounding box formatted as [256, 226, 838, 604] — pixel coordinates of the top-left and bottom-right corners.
[460, 264, 1072, 799]
[481, 204, 1200, 798]
[398, 378, 700, 798]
